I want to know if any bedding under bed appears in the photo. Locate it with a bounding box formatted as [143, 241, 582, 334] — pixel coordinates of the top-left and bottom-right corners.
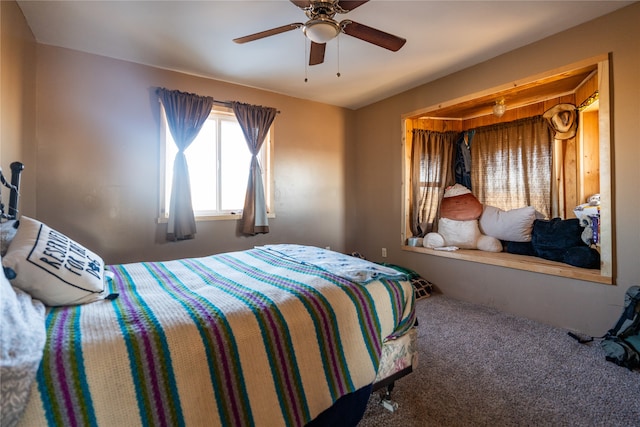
[15, 244, 415, 426]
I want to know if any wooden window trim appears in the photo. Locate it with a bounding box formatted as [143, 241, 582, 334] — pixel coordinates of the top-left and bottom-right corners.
[400, 55, 613, 285]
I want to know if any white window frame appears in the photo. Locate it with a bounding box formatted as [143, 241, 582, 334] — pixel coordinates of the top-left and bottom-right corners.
[158, 104, 274, 222]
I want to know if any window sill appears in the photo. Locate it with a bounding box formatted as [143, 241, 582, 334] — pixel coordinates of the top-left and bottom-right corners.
[402, 245, 612, 285]
[157, 213, 276, 223]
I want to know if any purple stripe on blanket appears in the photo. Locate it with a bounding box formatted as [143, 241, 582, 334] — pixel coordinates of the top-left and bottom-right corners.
[54, 310, 77, 426]
[251, 248, 383, 370]
[217, 252, 351, 398]
[380, 278, 416, 338]
[184, 257, 308, 425]
[110, 265, 183, 427]
[37, 305, 96, 427]
[147, 261, 252, 427]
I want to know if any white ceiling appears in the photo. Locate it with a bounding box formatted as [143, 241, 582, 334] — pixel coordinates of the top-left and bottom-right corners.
[17, 0, 633, 110]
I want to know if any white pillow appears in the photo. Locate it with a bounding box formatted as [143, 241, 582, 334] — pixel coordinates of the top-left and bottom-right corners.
[479, 205, 537, 242]
[477, 235, 503, 253]
[437, 218, 481, 249]
[423, 232, 445, 249]
[2, 216, 105, 306]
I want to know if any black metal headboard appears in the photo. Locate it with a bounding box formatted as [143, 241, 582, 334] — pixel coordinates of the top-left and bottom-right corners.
[0, 162, 24, 220]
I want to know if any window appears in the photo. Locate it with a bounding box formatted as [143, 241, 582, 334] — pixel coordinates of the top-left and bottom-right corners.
[159, 106, 272, 220]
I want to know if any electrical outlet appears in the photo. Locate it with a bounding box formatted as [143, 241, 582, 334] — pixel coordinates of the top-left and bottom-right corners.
[381, 248, 387, 258]
[325, 246, 331, 250]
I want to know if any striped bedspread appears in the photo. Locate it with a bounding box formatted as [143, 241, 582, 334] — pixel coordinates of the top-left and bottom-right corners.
[19, 245, 415, 427]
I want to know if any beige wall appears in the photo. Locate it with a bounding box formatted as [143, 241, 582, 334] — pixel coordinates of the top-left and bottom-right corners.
[0, 0, 37, 217]
[351, 3, 640, 335]
[2, 0, 354, 266]
[32, 45, 354, 264]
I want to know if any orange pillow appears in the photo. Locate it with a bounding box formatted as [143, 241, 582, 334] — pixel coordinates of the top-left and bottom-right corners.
[440, 192, 483, 220]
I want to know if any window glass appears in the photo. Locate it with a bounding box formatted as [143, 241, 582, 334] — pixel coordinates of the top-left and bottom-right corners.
[220, 119, 251, 210]
[186, 120, 217, 212]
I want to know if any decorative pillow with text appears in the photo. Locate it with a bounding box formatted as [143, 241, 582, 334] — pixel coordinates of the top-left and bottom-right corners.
[1, 216, 105, 306]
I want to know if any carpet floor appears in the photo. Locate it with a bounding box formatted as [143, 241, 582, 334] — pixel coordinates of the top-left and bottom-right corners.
[359, 295, 640, 426]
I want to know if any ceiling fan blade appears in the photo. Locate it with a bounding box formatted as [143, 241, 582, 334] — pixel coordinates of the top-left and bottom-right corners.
[233, 23, 302, 44]
[290, 0, 311, 9]
[309, 42, 326, 66]
[342, 20, 406, 51]
[337, 1, 369, 12]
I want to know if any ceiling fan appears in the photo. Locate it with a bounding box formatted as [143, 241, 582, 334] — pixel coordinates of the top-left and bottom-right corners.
[233, 0, 406, 66]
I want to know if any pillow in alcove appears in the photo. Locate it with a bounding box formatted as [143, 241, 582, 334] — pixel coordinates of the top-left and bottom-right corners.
[530, 218, 585, 262]
[479, 205, 540, 242]
[423, 184, 502, 252]
[436, 218, 481, 248]
[439, 184, 483, 220]
[564, 246, 601, 269]
[503, 241, 535, 256]
[432, 218, 503, 252]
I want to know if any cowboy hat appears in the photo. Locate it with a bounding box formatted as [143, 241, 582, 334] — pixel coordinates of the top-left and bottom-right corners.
[543, 103, 577, 140]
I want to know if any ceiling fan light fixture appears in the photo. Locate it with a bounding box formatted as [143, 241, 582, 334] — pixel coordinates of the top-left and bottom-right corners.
[303, 18, 340, 43]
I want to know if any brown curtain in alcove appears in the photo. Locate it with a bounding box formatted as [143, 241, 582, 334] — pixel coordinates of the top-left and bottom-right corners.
[157, 88, 213, 241]
[410, 129, 457, 236]
[470, 116, 553, 218]
[232, 102, 277, 235]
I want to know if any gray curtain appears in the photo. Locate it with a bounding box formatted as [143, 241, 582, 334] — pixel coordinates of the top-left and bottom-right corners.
[410, 129, 457, 236]
[231, 102, 277, 235]
[157, 88, 213, 241]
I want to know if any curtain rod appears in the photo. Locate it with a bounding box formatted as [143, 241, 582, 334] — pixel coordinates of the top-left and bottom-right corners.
[156, 89, 280, 114]
[212, 98, 280, 114]
[212, 99, 233, 108]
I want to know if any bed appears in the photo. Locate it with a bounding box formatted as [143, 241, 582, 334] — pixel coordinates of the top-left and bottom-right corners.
[1, 164, 417, 427]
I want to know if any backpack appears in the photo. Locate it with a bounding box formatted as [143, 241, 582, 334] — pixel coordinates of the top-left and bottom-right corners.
[600, 286, 640, 370]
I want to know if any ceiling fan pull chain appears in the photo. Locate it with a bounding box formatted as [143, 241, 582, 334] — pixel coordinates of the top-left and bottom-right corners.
[337, 35, 341, 78]
[304, 37, 309, 82]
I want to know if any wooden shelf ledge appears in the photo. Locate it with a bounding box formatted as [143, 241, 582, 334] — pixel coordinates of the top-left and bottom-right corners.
[402, 245, 612, 285]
